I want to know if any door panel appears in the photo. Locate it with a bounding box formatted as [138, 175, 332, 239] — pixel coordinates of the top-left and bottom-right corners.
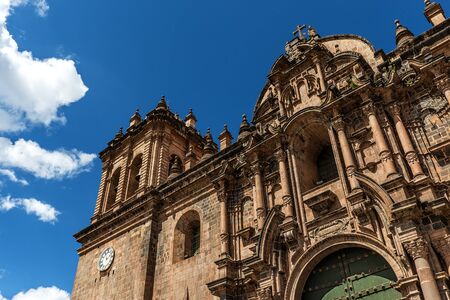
[302, 248, 401, 300]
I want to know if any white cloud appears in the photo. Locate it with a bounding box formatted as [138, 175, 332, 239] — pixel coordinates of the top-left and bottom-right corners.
[0, 0, 87, 133]
[12, 286, 69, 300]
[0, 196, 60, 223]
[0, 291, 6, 300]
[0, 169, 28, 185]
[0, 137, 96, 179]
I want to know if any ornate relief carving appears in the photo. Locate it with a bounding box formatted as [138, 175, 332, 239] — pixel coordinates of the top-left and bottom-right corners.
[309, 218, 350, 242]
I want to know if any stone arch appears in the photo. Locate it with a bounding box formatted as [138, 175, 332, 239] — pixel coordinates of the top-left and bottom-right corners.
[256, 206, 284, 263]
[355, 172, 394, 216]
[285, 233, 407, 300]
[283, 109, 339, 192]
[172, 209, 202, 263]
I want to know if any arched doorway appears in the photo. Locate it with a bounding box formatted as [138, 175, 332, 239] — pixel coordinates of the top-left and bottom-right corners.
[302, 247, 401, 300]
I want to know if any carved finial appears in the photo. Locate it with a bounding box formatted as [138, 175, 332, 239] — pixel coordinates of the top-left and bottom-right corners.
[394, 19, 414, 48]
[156, 95, 168, 110]
[114, 127, 123, 139]
[129, 108, 142, 128]
[185, 108, 197, 129]
[424, 0, 431, 6]
[308, 26, 320, 39]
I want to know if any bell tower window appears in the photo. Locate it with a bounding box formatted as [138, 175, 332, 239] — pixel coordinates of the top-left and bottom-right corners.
[105, 167, 121, 211]
[126, 154, 143, 199]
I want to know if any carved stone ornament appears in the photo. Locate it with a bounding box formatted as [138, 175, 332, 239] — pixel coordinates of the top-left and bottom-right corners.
[309, 218, 350, 242]
[304, 190, 337, 215]
[397, 61, 419, 87]
[404, 237, 429, 260]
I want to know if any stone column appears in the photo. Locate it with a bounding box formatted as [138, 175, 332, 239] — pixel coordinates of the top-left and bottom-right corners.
[288, 148, 308, 239]
[332, 116, 360, 191]
[116, 147, 131, 203]
[275, 148, 294, 220]
[138, 134, 153, 190]
[92, 164, 109, 219]
[216, 182, 229, 257]
[363, 102, 398, 178]
[148, 134, 162, 187]
[314, 58, 326, 93]
[390, 104, 425, 179]
[404, 238, 441, 300]
[432, 235, 450, 275]
[251, 161, 266, 230]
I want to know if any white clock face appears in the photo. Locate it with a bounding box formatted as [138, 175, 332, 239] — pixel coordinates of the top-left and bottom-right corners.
[98, 247, 114, 271]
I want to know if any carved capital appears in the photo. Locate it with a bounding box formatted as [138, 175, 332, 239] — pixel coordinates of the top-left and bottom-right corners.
[217, 190, 227, 203]
[362, 101, 377, 116]
[274, 148, 286, 162]
[389, 103, 402, 117]
[380, 150, 394, 162]
[257, 287, 273, 300]
[405, 152, 419, 164]
[250, 162, 262, 175]
[346, 166, 357, 177]
[256, 207, 265, 219]
[404, 237, 429, 260]
[331, 116, 346, 132]
[435, 75, 450, 92]
[220, 233, 229, 242]
[282, 195, 292, 208]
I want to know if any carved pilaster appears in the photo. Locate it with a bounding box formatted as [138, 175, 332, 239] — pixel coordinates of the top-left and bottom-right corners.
[332, 116, 360, 190]
[389, 104, 425, 179]
[363, 101, 397, 178]
[404, 237, 442, 300]
[275, 148, 294, 220]
[251, 161, 266, 230]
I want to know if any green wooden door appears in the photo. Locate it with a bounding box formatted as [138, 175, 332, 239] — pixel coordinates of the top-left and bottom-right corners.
[302, 248, 401, 300]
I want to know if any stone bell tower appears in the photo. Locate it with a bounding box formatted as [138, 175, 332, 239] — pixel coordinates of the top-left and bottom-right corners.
[71, 97, 215, 299]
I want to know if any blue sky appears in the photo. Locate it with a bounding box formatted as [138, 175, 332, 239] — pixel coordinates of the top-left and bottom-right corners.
[0, 0, 446, 298]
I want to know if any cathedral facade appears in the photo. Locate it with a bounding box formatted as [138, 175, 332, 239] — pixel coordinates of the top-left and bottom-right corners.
[72, 2, 450, 299]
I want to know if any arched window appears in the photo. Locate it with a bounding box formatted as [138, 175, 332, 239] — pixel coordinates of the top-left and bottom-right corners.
[126, 155, 142, 199]
[105, 167, 121, 211]
[316, 145, 339, 184]
[293, 121, 340, 191]
[173, 210, 201, 263]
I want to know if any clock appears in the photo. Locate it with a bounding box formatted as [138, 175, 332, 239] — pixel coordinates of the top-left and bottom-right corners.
[98, 247, 114, 271]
